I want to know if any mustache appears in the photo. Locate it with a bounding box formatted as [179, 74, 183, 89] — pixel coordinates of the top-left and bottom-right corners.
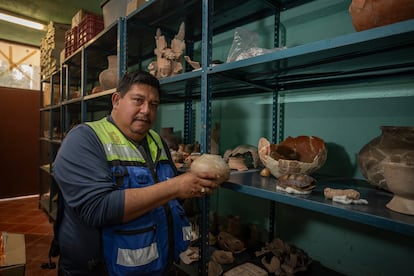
[134, 116, 151, 124]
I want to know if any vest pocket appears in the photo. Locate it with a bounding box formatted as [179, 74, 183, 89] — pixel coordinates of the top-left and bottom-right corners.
[103, 223, 165, 275]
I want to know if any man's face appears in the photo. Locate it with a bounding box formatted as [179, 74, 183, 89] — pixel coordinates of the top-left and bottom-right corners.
[111, 83, 160, 141]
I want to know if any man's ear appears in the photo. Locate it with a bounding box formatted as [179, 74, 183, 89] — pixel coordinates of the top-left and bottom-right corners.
[112, 92, 120, 106]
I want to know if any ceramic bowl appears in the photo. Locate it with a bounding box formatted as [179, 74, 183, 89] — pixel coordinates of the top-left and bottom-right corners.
[258, 136, 327, 178]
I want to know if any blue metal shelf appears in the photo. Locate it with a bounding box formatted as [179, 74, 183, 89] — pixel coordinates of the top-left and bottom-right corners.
[153, 19, 414, 100]
[209, 19, 414, 91]
[223, 170, 414, 237]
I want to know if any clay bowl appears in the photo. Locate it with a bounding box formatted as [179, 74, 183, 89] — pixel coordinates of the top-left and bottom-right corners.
[258, 136, 327, 178]
[383, 162, 414, 216]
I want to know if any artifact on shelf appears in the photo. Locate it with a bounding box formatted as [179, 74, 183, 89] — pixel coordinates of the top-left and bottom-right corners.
[349, 0, 414, 31]
[225, 215, 241, 238]
[148, 22, 186, 78]
[358, 126, 414, 191]
[190, 154, 230, 183]
[217, 231, 245, 254]
[260, 167, 271, 177]
[184, 56, 200, 70]
[258, 136, 327, 178]
[184, 152, 201, 167]
[223, 262, 268, 276]
[171, 141, 201, 169]
[44, 127, 61, 140]
[223, 144, 261, 171]
[91, 86, 103, 94]
[276, 173, 316, 194]
[210, 250, 235, 264]
[179, 247, 199, 265]
[226, 27, 286, 63]
[324, 187, 360, 200]
[255, 238, 312, 275]
[160, 127, 181, 151]
[324, 187, 368, 205]
[208, 260, 223, 276]
[70, 90, 80, 99]
[211, 123, 220, 155]
[261, 255, 281, 274]
[184, 56, 223, 71]
[99, 55, 118, 91]
[227, 157, 248, 171]
[383, 161, 414, 215]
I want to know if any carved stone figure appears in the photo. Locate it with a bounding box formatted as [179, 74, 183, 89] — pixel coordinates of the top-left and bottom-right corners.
[148, 22, 186, 78]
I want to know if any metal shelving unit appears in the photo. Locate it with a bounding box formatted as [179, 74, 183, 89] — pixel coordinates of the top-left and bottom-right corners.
[39, 69, 62, 221]
[39, 0, 414, 274]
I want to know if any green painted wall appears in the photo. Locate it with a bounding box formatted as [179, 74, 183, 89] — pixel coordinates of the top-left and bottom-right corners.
[154, 1, 414, 275]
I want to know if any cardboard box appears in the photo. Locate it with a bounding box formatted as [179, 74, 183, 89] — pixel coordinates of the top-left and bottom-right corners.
[42, 82, 61, 107]
[72, 9, 96, 28]
[127, 0, 149, 16]
[0, 232, 26, 276]
[101, 0, 128, 27]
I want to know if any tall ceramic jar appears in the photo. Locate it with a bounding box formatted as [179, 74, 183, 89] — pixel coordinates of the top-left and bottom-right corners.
[99, 55, 118, 91]
[358, 126, 414, 191]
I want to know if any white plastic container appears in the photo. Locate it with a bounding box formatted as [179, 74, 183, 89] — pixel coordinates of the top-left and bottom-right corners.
[101, 0, 128, 28]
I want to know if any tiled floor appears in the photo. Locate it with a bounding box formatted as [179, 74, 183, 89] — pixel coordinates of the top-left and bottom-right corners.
[0, 195, 57, 275]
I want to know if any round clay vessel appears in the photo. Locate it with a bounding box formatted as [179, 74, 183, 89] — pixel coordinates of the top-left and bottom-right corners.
[190, 154, 230, 182]
[358, 126, 414, 191]
[383, 162, 414, 216]
[99, 55, 118, 90]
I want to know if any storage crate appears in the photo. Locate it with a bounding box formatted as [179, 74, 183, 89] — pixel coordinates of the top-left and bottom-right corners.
[77, 14, 104, 48]
[64, 26, 78, 58]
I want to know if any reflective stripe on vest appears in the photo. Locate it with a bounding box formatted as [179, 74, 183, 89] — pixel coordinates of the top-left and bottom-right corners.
[86, 117, 169, 163]
[117, 242, 159, 267]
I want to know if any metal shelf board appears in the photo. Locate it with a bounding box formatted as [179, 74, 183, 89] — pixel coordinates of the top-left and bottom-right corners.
[84, 88, 116, 101]
[208, 19, 414, 91]
[223, 170, 414, 237]
[62, 97, 82, 105]
[159, 71, 202, 102]
[159, 70, 272, 101]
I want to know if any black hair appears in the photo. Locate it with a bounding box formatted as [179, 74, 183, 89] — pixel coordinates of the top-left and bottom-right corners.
[117, 70, 161, 97]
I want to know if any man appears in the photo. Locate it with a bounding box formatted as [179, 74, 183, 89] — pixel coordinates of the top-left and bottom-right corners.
[53, 70, 225, 275]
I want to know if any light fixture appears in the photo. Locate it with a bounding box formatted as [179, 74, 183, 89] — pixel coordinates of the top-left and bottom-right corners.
[0, 12, 45, 30]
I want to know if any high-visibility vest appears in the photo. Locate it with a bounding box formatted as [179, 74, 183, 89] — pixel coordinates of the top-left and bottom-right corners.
[87, 117, 191, 276]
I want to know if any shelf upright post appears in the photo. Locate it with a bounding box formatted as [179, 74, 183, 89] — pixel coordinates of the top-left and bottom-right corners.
[80, 48, 87, 122]
[59, 69, 65, 136]
[184, 30, 195, 145]
[269, 3, 285, 242]
[199, 0, 213, 275]
[63, 64, 71, 133]
[47, 75, 54, 216]
[118, 17, 127, 77]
